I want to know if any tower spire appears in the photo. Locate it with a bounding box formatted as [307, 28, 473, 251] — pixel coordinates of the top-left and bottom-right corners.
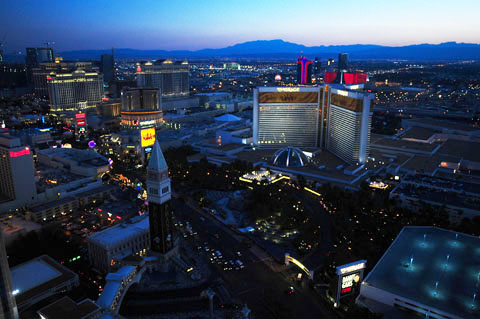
[146, 139, 174, 253]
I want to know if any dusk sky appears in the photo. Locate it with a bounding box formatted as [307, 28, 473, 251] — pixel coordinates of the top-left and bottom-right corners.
[1, 0, 479, 52]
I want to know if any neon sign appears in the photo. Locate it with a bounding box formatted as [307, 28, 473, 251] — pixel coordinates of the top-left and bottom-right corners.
[10, 148, 30, 158]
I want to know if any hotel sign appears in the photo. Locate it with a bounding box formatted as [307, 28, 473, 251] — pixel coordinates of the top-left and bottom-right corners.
[259, 92, 318, 104]
[334, 260, 366, 307]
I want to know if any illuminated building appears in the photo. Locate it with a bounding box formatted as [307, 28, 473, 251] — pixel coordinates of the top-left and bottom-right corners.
[326, 88, 373, 164]
[357, 226, 480, 319]
[120, 88, 163, 129]
[253, 87, 321, 148]
[272, 147, 309, 167]
[32, 61, 97, 98]
[0, 134, 36, 210]
[136, 60, 189, 97]
[47, 70, 104, 113]
[296, 56, 312, 84]
[338, 53, 349, 72]
[100, 53, 114, 83]
[253, 86, 372, 165]
[146, 140, 175, 254]
[0, 229, 19, 319]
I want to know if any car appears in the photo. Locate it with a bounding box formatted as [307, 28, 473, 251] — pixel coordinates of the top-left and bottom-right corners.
[236, 251, 242, 257]
[285, 286, 295, 295]
[204, 246, 210, 252]
[197, 245, 203, 251]
[235, 260, 244, 269]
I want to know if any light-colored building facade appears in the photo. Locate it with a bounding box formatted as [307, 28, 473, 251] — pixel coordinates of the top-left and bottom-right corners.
[326, 88, 373, 164]
[47, 70, 104, 113]
[136, 60, 189, 97]
[0, 134, 37, 212]
[253, 86, 373, 164]
[87, 215, 150, 273]
[253, 87, 321, 148]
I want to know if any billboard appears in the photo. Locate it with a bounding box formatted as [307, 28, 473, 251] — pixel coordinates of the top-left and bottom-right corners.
[140, 127, 155, 148]
[340, 271, 361, 296]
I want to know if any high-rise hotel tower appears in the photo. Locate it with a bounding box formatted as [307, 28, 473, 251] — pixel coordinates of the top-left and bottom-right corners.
[253, 86, 373, 164]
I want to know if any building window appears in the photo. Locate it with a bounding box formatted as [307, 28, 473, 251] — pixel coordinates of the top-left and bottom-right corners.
[150, 188, 158, 195]
[161, 186, 169, 194]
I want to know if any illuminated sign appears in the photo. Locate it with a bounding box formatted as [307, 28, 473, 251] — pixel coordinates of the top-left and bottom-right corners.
[341, 272, 361, 296]
[10, 148, 30, 158]
[259, 92, 318, 104]
[336, 260, 366, 275]
[276, 87, 300, 92]
[139, 120, 155, 126]
[88, 140, 96, 148]
[140, 128, 156, 148]
[76, 113, 86, 126]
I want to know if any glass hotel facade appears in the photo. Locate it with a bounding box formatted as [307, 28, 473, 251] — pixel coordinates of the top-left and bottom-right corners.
[253, 86, 372, 164]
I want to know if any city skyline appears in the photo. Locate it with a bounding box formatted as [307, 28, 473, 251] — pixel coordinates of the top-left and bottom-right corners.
[1, 0, 480, 52]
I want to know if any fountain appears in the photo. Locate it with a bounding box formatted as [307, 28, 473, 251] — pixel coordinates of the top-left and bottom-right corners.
[410, 256, 414, 267]
[472, 293, 477, 309]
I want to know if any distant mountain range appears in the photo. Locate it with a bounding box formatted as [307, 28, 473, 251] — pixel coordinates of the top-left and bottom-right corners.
[6, 40, 480, 61]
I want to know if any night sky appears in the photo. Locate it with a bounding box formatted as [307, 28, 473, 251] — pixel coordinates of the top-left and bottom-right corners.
[1, 0, 479, 52]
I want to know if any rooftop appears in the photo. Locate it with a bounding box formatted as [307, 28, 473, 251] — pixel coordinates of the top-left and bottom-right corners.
[37, 296, 100, 319]
[371, 134, 441, 153]
[402, 126, 438, 140]
[10, 255, 78, 306]
[88, 215, 149, 249]
[437, 140, 480, 163]
[363, 226, 480, 319]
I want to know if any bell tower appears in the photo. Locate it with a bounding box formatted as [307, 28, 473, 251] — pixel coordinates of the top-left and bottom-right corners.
[146, 140, 173, 253]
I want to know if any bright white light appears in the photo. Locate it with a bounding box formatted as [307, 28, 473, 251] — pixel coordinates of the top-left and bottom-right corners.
[12, 289, 20, 296]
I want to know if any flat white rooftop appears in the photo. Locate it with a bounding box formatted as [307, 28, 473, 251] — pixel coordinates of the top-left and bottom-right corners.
[88, 215, 149, 249]
[11, 259, 61, 294]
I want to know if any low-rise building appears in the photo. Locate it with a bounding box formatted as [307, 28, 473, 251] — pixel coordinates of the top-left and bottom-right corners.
[87, 215, 150, 273]
[10, 255, 79, 311]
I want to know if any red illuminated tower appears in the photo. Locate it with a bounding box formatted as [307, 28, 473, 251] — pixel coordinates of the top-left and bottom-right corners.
[296, 56, 313, 84]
